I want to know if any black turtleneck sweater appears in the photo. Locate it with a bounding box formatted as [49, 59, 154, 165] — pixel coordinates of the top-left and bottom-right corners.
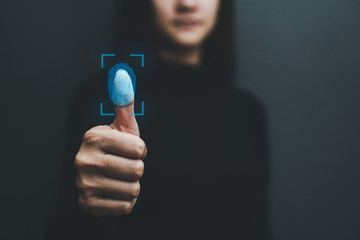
[44, 60, 272, 240]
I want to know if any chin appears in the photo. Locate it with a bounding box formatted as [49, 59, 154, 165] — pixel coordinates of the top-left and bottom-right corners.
[171, 34, 205, 49]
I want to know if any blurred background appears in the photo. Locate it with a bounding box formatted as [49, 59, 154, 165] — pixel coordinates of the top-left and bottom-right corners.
[0, 0, 359, 239]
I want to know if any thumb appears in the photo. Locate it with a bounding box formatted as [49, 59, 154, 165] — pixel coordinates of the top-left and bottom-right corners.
[112, 102, 139, 137]
[108, 66, 139, 137]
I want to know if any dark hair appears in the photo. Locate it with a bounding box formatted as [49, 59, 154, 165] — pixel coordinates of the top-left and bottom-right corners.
[115, 0, 236, 86]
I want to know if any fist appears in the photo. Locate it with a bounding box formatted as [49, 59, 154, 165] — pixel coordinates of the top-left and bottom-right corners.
[75, 124, 147, 216]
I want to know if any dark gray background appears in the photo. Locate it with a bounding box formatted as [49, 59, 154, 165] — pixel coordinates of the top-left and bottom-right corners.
[0, 0, 359, 239]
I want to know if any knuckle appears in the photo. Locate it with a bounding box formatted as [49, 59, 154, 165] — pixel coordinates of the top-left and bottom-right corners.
[79, 197, 104, 217]
[74, 153, 88, 169]
[78, 197, 93, 212]
[83, 129, 102, 146]
[129, 182, 141, 198]
[133, 139, 146, 158]
[131, 160, 144, 179]
[74, 152, 100, 170]
[122, 202, 134, 215]
[76, 176, 96, 193]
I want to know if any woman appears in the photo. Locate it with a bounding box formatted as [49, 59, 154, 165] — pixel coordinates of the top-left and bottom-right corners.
[45, 0, 272, 239]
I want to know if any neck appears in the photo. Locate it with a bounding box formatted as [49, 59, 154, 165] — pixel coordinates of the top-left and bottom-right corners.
[159, 46, 202, 66]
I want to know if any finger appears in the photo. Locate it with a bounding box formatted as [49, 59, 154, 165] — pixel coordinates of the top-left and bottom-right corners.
[80, 197, 136, 216]
[96, 128, 146, 159]
[99, 154, 144, 180]
[108, 64, 139, 137]
[93, 178, 141, 200]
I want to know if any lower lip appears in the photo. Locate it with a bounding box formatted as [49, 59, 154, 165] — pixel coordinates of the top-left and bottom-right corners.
[174, 22, 199, 30]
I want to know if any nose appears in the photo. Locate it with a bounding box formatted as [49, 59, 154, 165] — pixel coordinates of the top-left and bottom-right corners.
[176, 0, 198, 13]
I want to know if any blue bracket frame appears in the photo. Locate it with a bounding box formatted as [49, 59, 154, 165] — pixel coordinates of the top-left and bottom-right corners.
[101, 54, 116, 68]
[100, 101, 144, 116]
[100, 53, 144, 116]
[101, 53, 144, 68]
[130, 54, 144, 67]
[100, 102, 114, 116]
[130, 101, 145, 116]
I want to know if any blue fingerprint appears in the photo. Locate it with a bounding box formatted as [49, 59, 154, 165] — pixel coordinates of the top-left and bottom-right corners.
[108, 63, 136, 107]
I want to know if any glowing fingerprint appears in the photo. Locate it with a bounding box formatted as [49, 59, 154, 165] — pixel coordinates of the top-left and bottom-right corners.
[108, 63, 136, 107]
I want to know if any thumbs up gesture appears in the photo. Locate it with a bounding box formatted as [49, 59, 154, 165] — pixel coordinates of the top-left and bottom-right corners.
[75, 67, 147, 216]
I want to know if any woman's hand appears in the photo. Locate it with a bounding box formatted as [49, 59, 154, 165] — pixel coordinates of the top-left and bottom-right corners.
[75, 101, 146, 217]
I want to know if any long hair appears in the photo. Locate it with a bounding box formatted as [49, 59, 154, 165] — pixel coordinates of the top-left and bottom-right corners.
[115, 0, 236, 86]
